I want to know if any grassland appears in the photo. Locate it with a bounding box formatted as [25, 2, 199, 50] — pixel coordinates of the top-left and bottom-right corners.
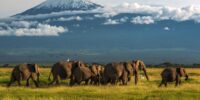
[0, 68, 199, 100]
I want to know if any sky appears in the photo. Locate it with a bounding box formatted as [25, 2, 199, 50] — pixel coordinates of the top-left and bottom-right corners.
[0, 0, 200, 18]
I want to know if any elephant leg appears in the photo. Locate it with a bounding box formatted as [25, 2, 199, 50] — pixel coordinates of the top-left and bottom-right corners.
[7, 77, 16, 87]
[164, 81, 168, 87]
[33, 80, 39, 87]
[31, 74, 39, 87]
[134, 71, 139, 85]
[26, 78, 30, 87]
[75, 79, 81, 85]
[48, 75, 58, 85]
[175, 80, 179, 86]
[37, 73, 40, 84]
[175, 75, 180, 86]
[56, 80, 59, 85]
[111, 77, 117, 85]
[159, 79, 164, 87]
[122, 78, 127, 85]
[48, 79, 56, 85]
[85, 79, 89, 85]
[17, 80, 21, 86]
[90, 77, 93, 85]
[69, 76, 75, 86]
[179, 79, 182, 85]
[55, 78, 60, 85]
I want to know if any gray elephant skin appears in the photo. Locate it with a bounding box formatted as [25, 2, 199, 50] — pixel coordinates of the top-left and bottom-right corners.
[7, 64, 40, 87]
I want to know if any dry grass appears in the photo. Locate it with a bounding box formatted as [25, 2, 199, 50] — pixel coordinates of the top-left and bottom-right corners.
[0, 68, 199, 100]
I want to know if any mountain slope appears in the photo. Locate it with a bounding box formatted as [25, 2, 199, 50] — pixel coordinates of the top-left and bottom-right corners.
[16, 0, 102, 16]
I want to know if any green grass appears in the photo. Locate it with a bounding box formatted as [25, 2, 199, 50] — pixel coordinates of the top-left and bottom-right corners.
[0, 68, 199, 100]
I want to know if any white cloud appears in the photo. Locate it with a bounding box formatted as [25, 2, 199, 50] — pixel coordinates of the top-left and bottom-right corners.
[57, 16, 82, 21]
[131, 16, 154, 24]
[0, 21, 67, 36]
[10, 21, 38, 28]
[94, 12, 118, 18]
[114, 3, 200, 23]
[12, 3, 200, 24]
[103, 16, 129, 25]
[164, 27, 170, 31]
[103, 19, 119, 25]
[120, 17, 129, 23]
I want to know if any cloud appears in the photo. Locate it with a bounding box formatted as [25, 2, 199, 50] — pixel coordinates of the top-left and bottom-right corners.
[57, 16, 82, 21]
[99, 3, 200, 24]
[0, 21, 67, 36]
[164, 27, 170, 31]
[103, 19, 119, 25]
[12, 3, 200, 24]
[119, 17, 129, 23]
[131, 16, 154, 24]
[103, 17, 129, 25]
[10, 21, 39, 28]
[94, 12, 118, 18]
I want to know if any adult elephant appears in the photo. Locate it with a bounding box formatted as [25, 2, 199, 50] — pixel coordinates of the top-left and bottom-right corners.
[69, 63, 94, 86]
[48, 61, 83, 85]
[7, 64, 40, 87]
[102, 62, 128, 85]
[124, 60, 149, 85]
[159, 67, 189, 87]
[89, 63, 104, 85]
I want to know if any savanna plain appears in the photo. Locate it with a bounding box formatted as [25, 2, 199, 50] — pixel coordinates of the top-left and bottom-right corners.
[0, 68, 199, 100]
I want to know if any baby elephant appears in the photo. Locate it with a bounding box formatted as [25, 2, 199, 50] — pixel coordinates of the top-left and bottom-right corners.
[7, 64, 40, 87]
[159, 67, 189, 87]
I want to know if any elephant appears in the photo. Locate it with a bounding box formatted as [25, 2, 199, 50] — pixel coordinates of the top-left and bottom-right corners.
[69, 63, 94, 86]
[7, 64, 40, 87]
[159, 67, 189, 87]
[89, 63, 104, 85]
[124, 60, 149, 85]
[102, 62, 128, 85]
[48, 60, 83, 85]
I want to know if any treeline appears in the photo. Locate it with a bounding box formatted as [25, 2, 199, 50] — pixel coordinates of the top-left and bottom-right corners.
[148, 62, 200, 68]
[1, 62, 200, 68]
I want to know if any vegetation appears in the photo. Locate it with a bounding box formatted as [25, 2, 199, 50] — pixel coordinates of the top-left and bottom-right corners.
[0, 68, 199, 100]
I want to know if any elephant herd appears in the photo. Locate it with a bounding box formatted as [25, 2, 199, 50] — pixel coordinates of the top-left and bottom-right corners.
[7, 60, 189, 87]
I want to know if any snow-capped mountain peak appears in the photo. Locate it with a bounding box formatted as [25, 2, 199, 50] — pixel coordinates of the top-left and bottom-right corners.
[16, 0, 102, 16]
[37, 0, 101, 9]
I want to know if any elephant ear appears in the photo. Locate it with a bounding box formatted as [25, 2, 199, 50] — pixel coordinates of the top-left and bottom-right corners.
[180, 68, 186, 77]
[91, 64, 97, 75]
[124, 62, 132, 74]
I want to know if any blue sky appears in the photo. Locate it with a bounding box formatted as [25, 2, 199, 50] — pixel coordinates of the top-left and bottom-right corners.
[0, 0, 200, 18]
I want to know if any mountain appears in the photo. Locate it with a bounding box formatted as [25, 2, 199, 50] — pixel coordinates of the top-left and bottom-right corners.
[16, 0, 102, 16]
[1, 2, 200, 64]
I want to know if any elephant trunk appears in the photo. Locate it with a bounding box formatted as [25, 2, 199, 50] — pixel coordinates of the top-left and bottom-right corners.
[183, 68, 189, 80]
[143, 68, 149, 81]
